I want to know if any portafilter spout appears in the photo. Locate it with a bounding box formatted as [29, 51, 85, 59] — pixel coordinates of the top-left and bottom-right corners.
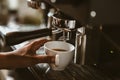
[51, 12, 80, 42]
[52, 12, 75, 29]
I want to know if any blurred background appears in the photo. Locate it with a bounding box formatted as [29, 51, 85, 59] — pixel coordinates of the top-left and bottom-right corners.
[0, 0, 45, 26]
[1, 0, 120, 26]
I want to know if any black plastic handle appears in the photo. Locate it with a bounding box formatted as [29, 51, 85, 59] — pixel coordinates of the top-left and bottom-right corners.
[5, 28, 52, 46]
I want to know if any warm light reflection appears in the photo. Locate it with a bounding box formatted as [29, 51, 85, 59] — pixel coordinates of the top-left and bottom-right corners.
[90, 11, 96, 18]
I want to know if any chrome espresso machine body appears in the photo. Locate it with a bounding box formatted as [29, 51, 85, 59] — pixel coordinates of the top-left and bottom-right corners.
[27, 0, 99, 66]
[48, 12, 86, 65]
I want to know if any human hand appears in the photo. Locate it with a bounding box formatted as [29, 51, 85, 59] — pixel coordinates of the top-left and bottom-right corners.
[3, 38, 54, 69]
[15, 38, 54, 63]
[16, 38, 48, 56]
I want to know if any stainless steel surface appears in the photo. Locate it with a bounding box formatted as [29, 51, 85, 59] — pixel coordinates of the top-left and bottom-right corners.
[50, 12, 76, 41]
[74, 27, 86, 65]
[0, 31, 6, 49]
[52, 13, 76, 29]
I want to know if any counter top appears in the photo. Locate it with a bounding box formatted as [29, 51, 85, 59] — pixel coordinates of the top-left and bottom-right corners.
[27, 63, 112, 80]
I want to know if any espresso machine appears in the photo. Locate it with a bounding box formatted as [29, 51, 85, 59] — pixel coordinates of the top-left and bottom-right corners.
[0, 0, 102, 67]
[27, 0, 92, 65]
[1, 1, 120, 79]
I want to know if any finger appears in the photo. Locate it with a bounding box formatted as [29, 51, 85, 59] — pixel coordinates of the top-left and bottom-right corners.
[31, 39, 49, 51]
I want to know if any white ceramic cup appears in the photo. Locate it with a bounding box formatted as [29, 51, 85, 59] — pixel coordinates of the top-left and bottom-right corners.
[44, 41, 75, 71]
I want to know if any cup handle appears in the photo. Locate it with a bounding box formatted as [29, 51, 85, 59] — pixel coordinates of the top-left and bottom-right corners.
[55, 55, 59, 66]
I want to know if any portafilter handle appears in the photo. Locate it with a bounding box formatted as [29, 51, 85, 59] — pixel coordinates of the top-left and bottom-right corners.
[0, 28, 52, 47]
